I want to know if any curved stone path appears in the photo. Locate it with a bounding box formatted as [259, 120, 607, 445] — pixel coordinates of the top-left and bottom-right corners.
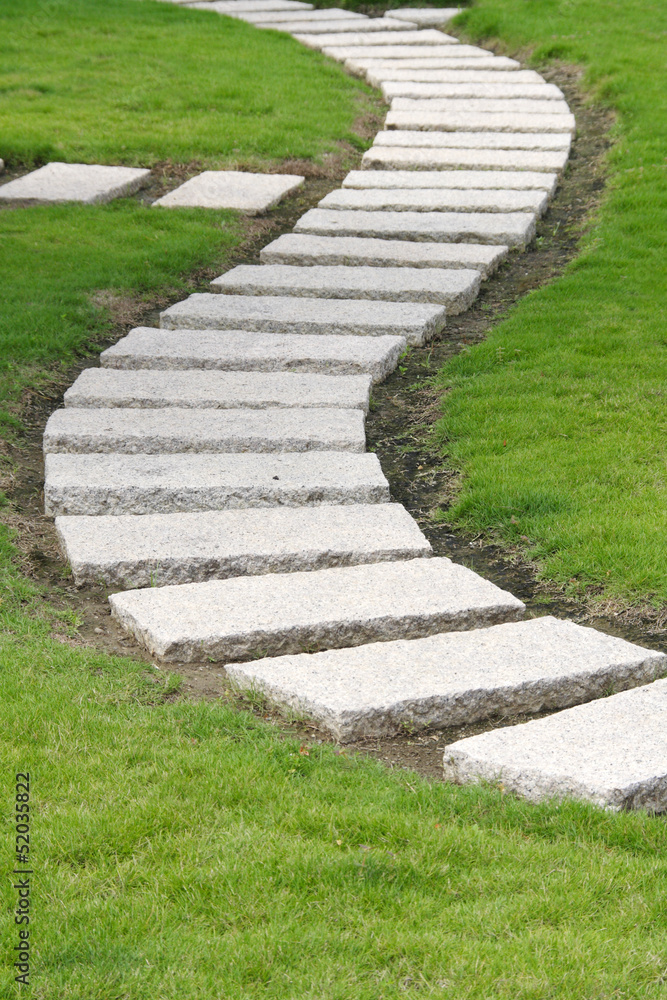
[44, 3, 667, 811]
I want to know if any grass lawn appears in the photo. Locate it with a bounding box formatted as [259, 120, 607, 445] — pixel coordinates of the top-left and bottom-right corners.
[430, 0, 667, 609]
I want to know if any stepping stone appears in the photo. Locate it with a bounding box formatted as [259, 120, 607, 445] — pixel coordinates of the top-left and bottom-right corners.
[159, 294, 446, 346]
[390, 97, 571, 116]
[44, 452, 390, 516]
[262, 19, 414, 34]
[101, 328, 406, 383]
[294, 23, 423, 43]
[185, 0, 314, 8]
[373, 129, 570, 150]
[386, 110, 576, 133]
[211, 263, 481, 312]
[109, 556, 526, 663]
[362, 146, 569, 173]
[227, 617, 667, 742]
[381, 82, 564, 100]
[363, 68, 546, 84]
[344, 169, 558, 196]
[152, 171, 304, 213]
[57, 502, 431, 588]
[261, 233, 507, 277]
[302, 30, 463, 49]
[63, 369, 371, 413]
[235, 8, 364, 22]
[0, 163, 150, 205]
[442, 676, 667, 812]
[334, 46, 519, 62]
[295, 208, 536, 248]
[319, 187, 549, 216]
[44, 407, 366, 454]
[388, 8, 461, 26]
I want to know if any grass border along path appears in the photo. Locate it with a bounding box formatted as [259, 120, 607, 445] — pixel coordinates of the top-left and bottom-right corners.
[430, 0, 667, 611]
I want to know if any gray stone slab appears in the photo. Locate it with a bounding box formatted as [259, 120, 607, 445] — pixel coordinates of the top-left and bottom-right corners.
[0, 162, 150, 205]
[293, 23, 422, 42]
[364, 68, 546, 84]
[44, 406, 366, 454]
[57, 502, 430, 588]
[211, 263, 481, 312]
[101, 328, 406, 384]
[185, 0, 313, 8]
[373, 129, 570, 150]
[344, 169, 558, 196]
[159, 293, 446, 346]
[303, 30, 464, 49]
[63, 369, 371, 413]
[267, 18, 413, 34]
[386, 109, 576, 133]
[442, 677, 667, 812]
[346, 55, 522, 72]
[152, 171, 304, 213]
[109, 556, 526, 663]
[260, 234, 507, 278]
[227, 617, 667, 742]
[336, 46, 519, 62]
[381, 81, 563, 100]
[391, 96, 571, 116]
[319, 187, 549, 216]
[389, 8, 460, 26]
[236, 8, 363, 21]
[362, 146, 569, 173]
[295, 208, 536, 248]
[44, 451, 389, 516]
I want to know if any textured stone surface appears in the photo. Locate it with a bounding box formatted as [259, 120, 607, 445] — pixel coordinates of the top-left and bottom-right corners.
[261, 233, 507, 277]
[319, 187, 549, 216]
[57, 502, 430, 588]
[391, 97, 570, 115]
[160, 293, 446, 345]
[211, 263, 481, 311]
[362, 146, 569, 173]
[109, 557, 525, 663]
[385, 109, 576, 133]
[338, 47, 520, 64]
[63, 369, 371, 413]
[366, 67, 548, 84]
[0, 162, 150, 205]
[443, 677, 667, 812]
[344, 169, 558, 195]
[373, 129, 570, 150]
[101, 328, 406, 383]
[295, 208, 536, 248]
[303, 30, 463, 49]
[388, 8, 461, 26]
[185, 0, 313, 8]
[382, 81, 563, 100]
[44, 452, 389, 516]
[235, 8, 363, 21]
[227, 617, 667, 742]
[44, 406, 366, 454]
[270, 18, 414, 34]
[152, 171, 303, 213]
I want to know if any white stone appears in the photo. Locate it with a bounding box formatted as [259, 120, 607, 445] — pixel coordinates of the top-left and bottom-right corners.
[295, 208, 536, 248]
[385, 109, 576, 133]
[234, 8, 364, 22]
[57, 503, 431, 588]
[228, 617, 667, 742]
[0, 162, 150, 205]
[44, 452, 389, 517]
[344, 169, 558, 196]
[63, 369, 371, 412]
[381, 81, 564, 100]
[363, 146, 569, 173]
[261, 233, 507, 278]
[159, 293, 446, 346]
[364, 67, 545, 84]
[152, 171, 304, 213]
[319, 187, 548, 216]
[211, 263, 481, 312]
[293, 23, 423, 43]
[389, 8, 461, 26]
[443, 677, 667, 812]
[390, 96, 571, 115]
[101, 328, 406, 383]
[185, 0, 313, 8]
[44, 406, 366, 454]
[302, 30, 464, 49]
[373, 129, 570, 150]
[268, 18, 414, 34]
[334, 46, 519, 62]
[109, 556, 525, 663]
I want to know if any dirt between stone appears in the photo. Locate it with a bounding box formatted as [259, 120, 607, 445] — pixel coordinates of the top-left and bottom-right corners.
[3, 60, 666, 785]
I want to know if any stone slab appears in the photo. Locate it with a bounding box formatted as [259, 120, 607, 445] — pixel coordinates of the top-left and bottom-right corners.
[373, 129, 570, 150]
[236, 8, 364, 21]
[295, 208, 536, 248]
[442, 677, 667, 812]
[185, 0, 313, 8]
[389, 8, 460, 26]
[364, 68, 546, 84]
[152, 171, 304, 213]
[363, 146, 569, 173]
[44, 452, 390, 516]
[57, 502, 430, 588]
[63, 369, 371, 413]
[260, 233, 507, 278]
[0, 162, 150, 205]
[344, 169, 558, 196]
[294, 24, 425, 43]
[159, 293, 446, 345]
[390, 97, 571, 115]
[319, 187, 549, 216]
[227, 617, 667, 742]
[211, 263, 481, 312]
[268, 18, 414, 34]
[101, 328, 406, 383]
[336, 47, 519, 63]
[382, 81, 563, 100]
[385, 109, 576, 133]
[303, 30, 464, 49]
[44, 406, 366, 454]
[109, 556, 526, 663]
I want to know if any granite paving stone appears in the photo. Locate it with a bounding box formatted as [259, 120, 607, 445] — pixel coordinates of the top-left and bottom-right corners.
[319, 187, 549, 216]
[381, 81, 563, 100]
[302, 30, 463, 49]
[373, 129, 571, 150]
[45, 452, 390, 516]
[385, 109, 576, 133]
[228, 617, 667, 741]
[293, 22, 420, 41]
[57, 502, 431, 588]
[185, 0, 313, 8]
[0, 163, 150, 205]
[152, 171, 304, 213]
[442, 677, 667, 812]
[344, 169, 558, 195]
[109, 556, 526, 662]
[388, 8, 461, 26]
[336, 46, 519, 62]
[391, 97, 570, 116]
[363, 67, 546, 84]
[269, 18, 414, 34]
[211, 263, 481, 311]
[159, 293, 446, 345]
[260, 233, 507, 277]
[362, 146, 569, 172]
[235, 8, 364, 21]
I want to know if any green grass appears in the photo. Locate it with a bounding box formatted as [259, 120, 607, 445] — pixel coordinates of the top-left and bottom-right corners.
[431, 0, 667, 607]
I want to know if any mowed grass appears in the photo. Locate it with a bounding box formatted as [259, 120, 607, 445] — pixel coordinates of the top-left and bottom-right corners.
[433, 0, 667, 606]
